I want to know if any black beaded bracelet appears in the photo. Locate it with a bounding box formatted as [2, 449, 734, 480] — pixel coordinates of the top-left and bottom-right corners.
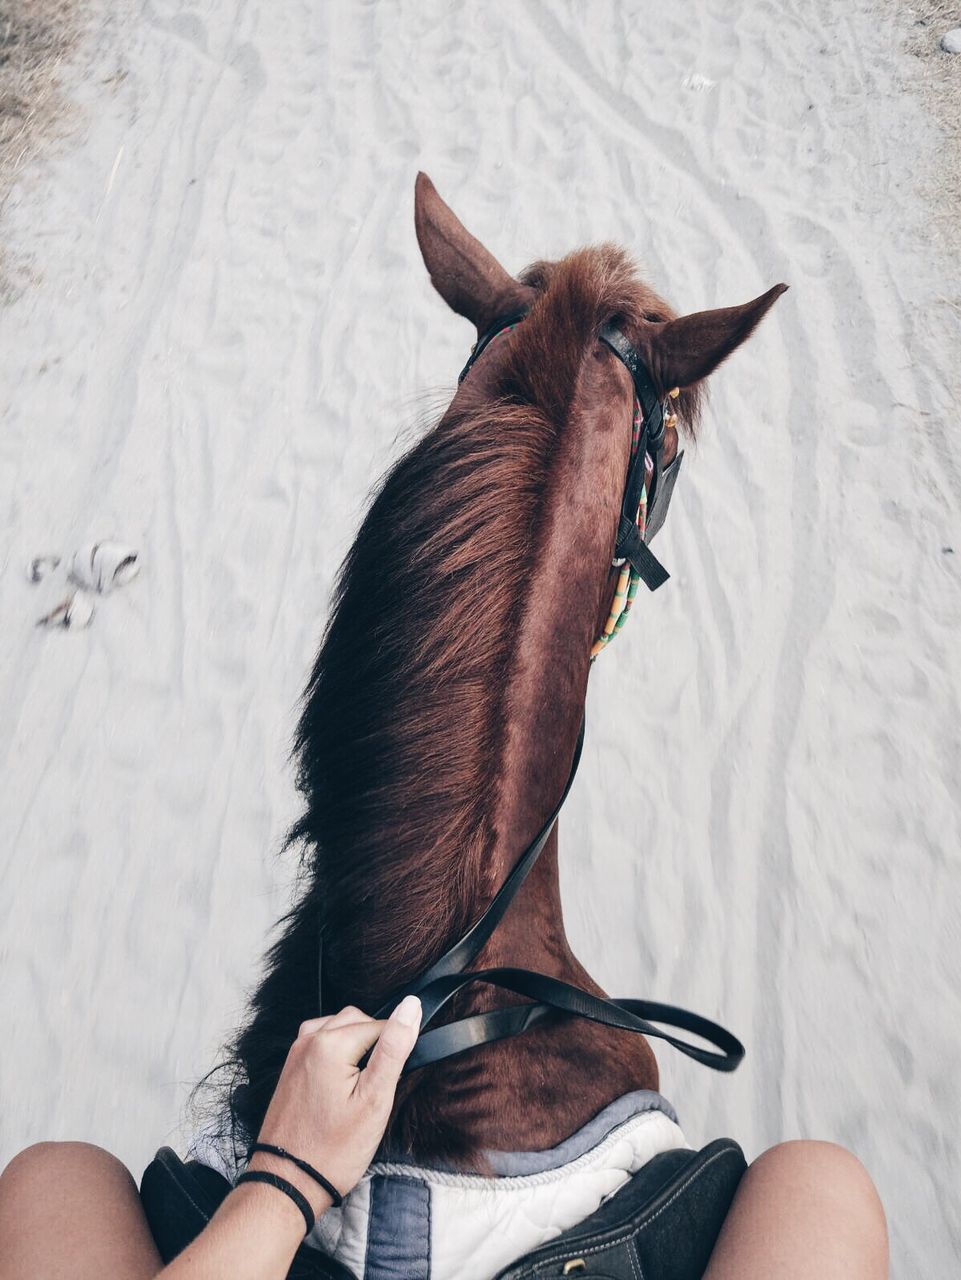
[247, 1141, 344, 1208]
[236, 1170, 315, 1236]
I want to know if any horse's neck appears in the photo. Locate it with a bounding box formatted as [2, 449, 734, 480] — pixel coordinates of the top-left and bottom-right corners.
[474, 474, 600, 977]
[390, 369, 661, 1160]
[476, 364, 622, 968]
[229, 350, 659, 1165]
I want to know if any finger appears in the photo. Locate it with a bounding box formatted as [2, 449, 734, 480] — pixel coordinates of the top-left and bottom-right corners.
[298, 1006, 371, 1039]
[297, 1015, 334, 1037]
[326, 1017, 389, 1065]
[297, 1005, 373, 1045]
[358, 996, 421, 1101]
[324, 1005, 374, 1030]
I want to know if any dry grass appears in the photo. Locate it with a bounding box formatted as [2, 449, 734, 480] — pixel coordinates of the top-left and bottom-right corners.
[893, 2, 961, 253]
[0, 1, 83, 296]
[0, 1, 83, 188]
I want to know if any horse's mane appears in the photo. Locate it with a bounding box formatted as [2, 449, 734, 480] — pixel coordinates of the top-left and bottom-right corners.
[207, 245, 700, 1155]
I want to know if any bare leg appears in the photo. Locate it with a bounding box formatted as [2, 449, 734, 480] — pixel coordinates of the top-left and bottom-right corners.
[704, 1140, 889, 1279]
[0, 1141, 162, 1280]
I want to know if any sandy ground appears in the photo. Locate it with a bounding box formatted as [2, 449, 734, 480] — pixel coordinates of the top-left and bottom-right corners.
[1, 2, 959, 1275]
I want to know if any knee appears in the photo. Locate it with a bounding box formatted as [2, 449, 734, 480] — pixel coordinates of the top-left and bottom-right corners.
[752, 1140, 888, 1237]
[755, 1139, 878, 1189]
[1, 1141, 132, 1193]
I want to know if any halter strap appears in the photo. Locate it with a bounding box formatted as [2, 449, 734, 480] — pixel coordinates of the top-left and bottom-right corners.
[457, 310, 531, 384]
[598, 322, 680, 592]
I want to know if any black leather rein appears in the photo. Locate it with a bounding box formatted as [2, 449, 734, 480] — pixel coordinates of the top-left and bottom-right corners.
[318, 311, 744, 1078]
[368, 716, 744, 1075]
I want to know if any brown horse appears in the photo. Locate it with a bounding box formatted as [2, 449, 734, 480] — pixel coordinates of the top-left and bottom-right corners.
[219, 172, 786, 1170]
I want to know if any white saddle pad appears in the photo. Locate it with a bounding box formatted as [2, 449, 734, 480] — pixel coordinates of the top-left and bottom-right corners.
[190, 1090, 686, 1280]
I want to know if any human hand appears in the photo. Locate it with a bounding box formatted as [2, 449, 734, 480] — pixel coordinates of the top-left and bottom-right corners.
[249, 995, 422, 1215]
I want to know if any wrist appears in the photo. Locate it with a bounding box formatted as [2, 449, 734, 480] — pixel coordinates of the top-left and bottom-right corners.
[228, 1176, 311, 1240]
[246, 1150, 335, 1220]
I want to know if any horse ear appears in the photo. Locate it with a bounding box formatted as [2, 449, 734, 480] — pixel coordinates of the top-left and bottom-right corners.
[646, 284, 788, 390]
[414, 172, 530, 333]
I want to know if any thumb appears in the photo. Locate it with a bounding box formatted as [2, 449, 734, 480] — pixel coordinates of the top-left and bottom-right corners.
[358, 995, 422, 1102]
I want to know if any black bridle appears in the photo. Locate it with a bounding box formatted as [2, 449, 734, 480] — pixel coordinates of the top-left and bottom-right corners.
[597, 321, 684, 590]
[459, 310, 685, 590]
[318, 312, 743, 1078]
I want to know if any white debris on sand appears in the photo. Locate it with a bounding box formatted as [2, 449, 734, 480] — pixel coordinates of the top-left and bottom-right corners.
[940, 28, 961, 53]
[68, 541, 140, 594]
[682, 72, 716, 91]
[27, 554, 61, 584]
[0, 3, 959, 1278]
[26, 541, 140, 627]
[35, 590, 94, 631]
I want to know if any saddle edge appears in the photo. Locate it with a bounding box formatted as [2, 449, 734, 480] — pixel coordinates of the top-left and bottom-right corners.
[492, 1138, 746, 1280]
[141, 1137, 746, 1280]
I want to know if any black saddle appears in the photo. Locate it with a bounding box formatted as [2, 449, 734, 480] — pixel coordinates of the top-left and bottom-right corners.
[140, 1138, 745, 1280]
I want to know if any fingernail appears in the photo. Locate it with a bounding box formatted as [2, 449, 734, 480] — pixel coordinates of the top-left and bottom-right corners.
[391, 995, 422, 1028]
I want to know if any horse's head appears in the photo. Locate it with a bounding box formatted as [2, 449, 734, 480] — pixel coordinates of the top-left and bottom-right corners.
[416, 169, 785, 408]
[415, 171, 786, 639]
